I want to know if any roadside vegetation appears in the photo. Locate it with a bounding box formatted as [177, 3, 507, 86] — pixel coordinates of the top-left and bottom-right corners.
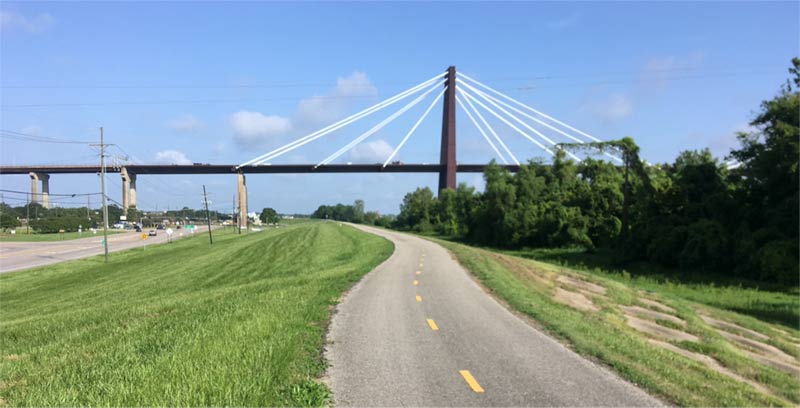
[435, 238, 799, 406]
[0, 222, 392, 406]
[0, 229, 125, 242]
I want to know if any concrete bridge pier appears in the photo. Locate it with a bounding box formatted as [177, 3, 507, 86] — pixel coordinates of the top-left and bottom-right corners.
[29, 172, 50, 208]
[121, 167, 137, 215]
[237, 172, 248, 232]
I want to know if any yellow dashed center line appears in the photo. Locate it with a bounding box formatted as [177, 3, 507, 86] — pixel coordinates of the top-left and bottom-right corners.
[416, 295, 422, 302]
[426, 319, 439, 331]
[459, 370, 485, 393]
[413, 280, 419, 286]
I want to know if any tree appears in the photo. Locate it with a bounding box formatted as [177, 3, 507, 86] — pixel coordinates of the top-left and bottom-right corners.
[395, 187, 436, 232]
[260, 208, 279, 225]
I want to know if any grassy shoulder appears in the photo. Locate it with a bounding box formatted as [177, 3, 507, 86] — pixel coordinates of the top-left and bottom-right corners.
[431, 237, 799, 407]
[0, 222, 393, 406]
[0, 229, 125, 242]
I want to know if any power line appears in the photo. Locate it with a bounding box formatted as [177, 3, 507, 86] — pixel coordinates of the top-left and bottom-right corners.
[0, 189, 102, 197]
[0, 129, 92, 144]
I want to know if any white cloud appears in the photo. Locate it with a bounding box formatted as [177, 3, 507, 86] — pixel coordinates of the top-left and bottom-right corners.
[295, 71, 378, 127]
[0, 10, 54, 33]
[154, 150, 192, 165]
[349, 139, 394, 162]
[230, 71, 377, 150]
[168, 115, 205, 132]
[230, 110, 292, 147]
[641, 52, 705, 89]
[547, 14, 579, 29]
[20, 125, 43, 136]
[591, 93, 633, 121]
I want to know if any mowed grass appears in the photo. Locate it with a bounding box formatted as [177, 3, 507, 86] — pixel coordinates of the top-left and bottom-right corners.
[433, 239, 800, 407]
[0, 229, 125, 242]
[0, 222, 393, 406]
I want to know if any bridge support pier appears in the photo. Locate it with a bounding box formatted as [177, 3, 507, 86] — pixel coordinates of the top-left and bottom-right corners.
[29, 172, 50, 209]
[237, 173, 248, 232]
[438, 65, 457, 195]
[121, 167, 137, 215]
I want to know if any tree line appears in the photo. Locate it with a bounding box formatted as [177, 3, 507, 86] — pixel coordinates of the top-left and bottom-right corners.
[393, 59, 799, 286]
[311, 200, 395, 227]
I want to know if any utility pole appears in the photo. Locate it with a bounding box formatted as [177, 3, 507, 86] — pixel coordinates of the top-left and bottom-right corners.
[90, 127, 112, 262]
[232, 194, 236, 233]
[87, 195, 90, 220]
[26, 192, 30, 234]
[203, 185, 213, 245]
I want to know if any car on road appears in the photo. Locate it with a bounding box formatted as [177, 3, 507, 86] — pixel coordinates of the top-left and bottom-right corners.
[148, 230, 157, 236]
[156, 225, 165, 230]
[134, 225, 142, 232]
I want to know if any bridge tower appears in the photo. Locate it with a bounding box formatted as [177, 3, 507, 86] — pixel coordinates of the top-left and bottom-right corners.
[438, 66, 457, 194]
[29, 172, 50, 209]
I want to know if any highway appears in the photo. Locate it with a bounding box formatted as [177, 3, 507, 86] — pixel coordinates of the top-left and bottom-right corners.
[326, 225, 664, 407]
[0, 227, 210, 274]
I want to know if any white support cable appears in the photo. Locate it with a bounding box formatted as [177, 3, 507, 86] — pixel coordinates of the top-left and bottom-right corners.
[252, 73, 445, 166]
[458, 72, 623, 163]
[383, 87, 447, 167]
[317, 80, 446, 167]
[237, 71, 447, 167]
[458, 79, 581, 162]
[461, 89, 555, 157]
[458, 77, 585, 145]
[459, 88, 519, 165]
[456, 94, 507, 164]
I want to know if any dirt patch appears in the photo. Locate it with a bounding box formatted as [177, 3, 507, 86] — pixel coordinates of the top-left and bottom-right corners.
[623, 305, 686, 327]
[3, 354, 23, 361]
[638, 297, 676, 314]
[489, 252, 553, 287]
[553, 287, 599, 312]
[647, 339, 784, 402]
[718, 330, 800, 376]
[625, 315, 699, 342]
[556, 275, 607, 295]
[699, 315, 770, 341]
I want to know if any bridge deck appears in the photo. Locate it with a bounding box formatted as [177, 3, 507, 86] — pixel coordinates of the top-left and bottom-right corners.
[0, 164, 519, 175]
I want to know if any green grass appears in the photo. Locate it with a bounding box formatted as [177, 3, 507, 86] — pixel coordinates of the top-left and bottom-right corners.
[431, 238, 799, 407]
[0, 222, 393, 406]
[507, 247, 800, 329]
[0, 229, 125, 242]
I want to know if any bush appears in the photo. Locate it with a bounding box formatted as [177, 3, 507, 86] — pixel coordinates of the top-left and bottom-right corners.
[29, 216, 88, 233]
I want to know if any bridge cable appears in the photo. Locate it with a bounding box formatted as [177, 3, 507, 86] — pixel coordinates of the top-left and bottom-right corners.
[317, 79, 446, 168]
[459, 73, 623, 163]
[458, 88, 519, 165]
[460, 89, 555, 157]
[459, 79, 581, 162]
[238, 71, 447, 167]
[455, 94, 508, 164]
[383, 87, 447, 167]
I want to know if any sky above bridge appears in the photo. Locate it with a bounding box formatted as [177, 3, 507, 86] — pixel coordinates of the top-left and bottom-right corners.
[1, 1, 798, 215]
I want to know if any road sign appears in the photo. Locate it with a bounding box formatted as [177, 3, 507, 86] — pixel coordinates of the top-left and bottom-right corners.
[185, 224, 196, 230]
[141, 233, 147, 240]
[166, 228, 174, 236]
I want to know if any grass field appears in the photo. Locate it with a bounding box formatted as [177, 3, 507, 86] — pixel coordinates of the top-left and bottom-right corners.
[433, 238, 800, 407]
[0, 222, 392, 406]
[0, 229, 125, 242]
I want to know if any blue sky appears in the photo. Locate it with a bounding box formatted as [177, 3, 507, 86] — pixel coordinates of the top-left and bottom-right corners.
[1, 1, 797, 215]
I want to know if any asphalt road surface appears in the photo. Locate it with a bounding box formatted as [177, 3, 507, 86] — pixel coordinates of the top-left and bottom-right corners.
[0, 227, 210, 274]
[326, 225, 664, 407]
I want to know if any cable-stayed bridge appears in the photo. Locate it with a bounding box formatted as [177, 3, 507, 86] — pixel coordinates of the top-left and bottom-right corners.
[1, 66, 621, 229]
